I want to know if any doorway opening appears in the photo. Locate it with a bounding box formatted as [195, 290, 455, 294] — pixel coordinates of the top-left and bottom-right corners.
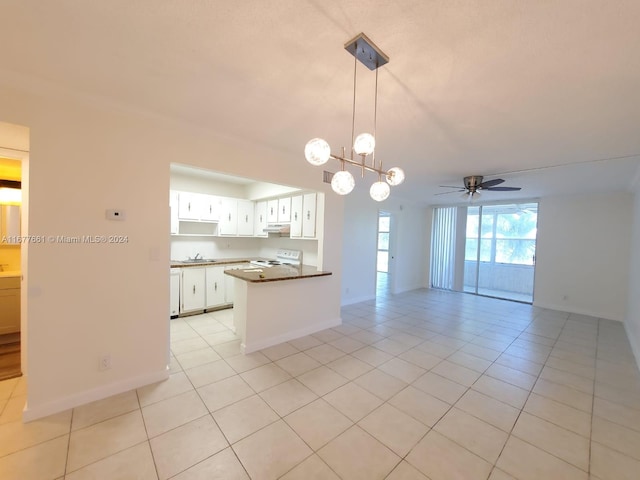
[0, 121, 29, 381]
[376, 211, 391, 297]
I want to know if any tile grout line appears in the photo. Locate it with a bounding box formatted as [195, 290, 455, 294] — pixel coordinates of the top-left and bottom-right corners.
[486, 311, 570, 479]
[587, 317, 601, 478]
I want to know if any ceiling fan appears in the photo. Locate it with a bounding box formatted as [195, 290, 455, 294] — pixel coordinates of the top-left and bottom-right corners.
[437, 175, 522, 199]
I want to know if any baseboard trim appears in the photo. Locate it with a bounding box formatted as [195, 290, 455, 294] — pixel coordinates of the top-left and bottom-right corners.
[241, 317, 342, 354]
[22, 368, 169, 422]
[532, 301, 623, 322]
[341, 294, 375, 306]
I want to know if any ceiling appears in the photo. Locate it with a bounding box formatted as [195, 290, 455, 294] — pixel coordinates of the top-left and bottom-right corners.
[2, 1, 639, 205]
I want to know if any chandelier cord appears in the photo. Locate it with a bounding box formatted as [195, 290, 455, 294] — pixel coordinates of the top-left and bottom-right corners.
[351, 49, 357, 162]
[373, 65, 379, 171]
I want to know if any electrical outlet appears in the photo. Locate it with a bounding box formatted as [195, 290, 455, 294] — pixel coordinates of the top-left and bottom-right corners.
[99, 354, 112, 371]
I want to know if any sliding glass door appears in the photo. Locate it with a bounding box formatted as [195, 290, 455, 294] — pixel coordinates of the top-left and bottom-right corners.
[464, 203, 538, 302]
[431, 202, 538, 303]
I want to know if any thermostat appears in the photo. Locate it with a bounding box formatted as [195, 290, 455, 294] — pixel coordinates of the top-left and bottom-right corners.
[106, 209, 126, 221]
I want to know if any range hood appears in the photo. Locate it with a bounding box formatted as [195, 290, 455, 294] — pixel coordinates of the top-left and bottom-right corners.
[263, 224, 290, 235]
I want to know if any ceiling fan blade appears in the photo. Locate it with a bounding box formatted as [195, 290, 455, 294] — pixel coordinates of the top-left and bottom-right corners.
[434, 190, 465, 195]
[439, 185, 463, 189]
[485, 186, 522, 191]
[478, 178, 505, 188]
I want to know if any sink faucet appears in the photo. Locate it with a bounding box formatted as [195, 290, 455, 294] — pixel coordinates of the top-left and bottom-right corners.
[194, 253, 202, 260]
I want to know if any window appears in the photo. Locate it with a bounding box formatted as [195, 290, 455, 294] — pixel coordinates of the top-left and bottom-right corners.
[377, 213, 390, 272]
[465, 204, 537, 266]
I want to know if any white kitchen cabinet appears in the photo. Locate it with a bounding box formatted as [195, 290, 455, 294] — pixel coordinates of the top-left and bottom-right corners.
[224, 263, 250, 304]
[181, 267, 206, 313]
[267, 199, 279, 223]
[205, 266, 226, 308]
[200, 194, 220, 221]
[278, 197, 291, 223]
[302, 193, 317, 238]
[177, 192, 202, 220]
[170, 269, 180, 317]
[254, 201, 268, 237]
[170, 191, 179, 235]
[237, 200, 254, 236]
[218, 198, 238, 236]
[290, 195, 303, 238]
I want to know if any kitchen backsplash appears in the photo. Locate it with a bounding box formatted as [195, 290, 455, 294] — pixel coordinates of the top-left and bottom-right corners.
[171, 236, 318, 266]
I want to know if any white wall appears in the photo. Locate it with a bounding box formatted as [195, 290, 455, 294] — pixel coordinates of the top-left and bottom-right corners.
[534, 191, 632, 321]
[0, 77, 343, 420]
[625, 179, 640, 368]
[341, 186, 430, 305]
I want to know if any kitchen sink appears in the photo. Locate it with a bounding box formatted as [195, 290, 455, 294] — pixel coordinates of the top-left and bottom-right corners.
[178, 259, 216, 264]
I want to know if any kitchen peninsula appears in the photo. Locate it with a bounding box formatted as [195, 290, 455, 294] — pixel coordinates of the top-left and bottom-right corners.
[225, 264, 335, 353]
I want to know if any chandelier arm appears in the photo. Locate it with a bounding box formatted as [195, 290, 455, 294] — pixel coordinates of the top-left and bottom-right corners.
[329, 154, 391, 178]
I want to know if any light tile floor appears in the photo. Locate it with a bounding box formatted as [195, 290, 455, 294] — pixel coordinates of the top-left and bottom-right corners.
[1, 289, 640, 479]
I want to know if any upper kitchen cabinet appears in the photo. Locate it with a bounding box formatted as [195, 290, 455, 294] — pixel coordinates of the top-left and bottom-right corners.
[170, 191, 179, 234]
[218, 197, 239, 236]
[200, 195, 220, 221]
[237, 200, 254, 236]
[302, 193, 317, 238]
[278, 197, 291, 223]
[254, 201, 268, 237]
[177, 191, 201, 220]
[267, 199, 278, 223]
[289, 193, 317, 239]
[219, 199, 255, 236]
[177, 192, 220, 222]
[290, 195, 303, 237]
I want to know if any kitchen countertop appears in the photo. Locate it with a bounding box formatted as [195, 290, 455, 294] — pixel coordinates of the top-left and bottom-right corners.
[170, 258, 252, 268]
[0, 271, 21, 278]
[224, 264, 331, 283]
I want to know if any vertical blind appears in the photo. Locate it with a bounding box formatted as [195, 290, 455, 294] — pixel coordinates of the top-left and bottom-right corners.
[430, 206, 457, 290]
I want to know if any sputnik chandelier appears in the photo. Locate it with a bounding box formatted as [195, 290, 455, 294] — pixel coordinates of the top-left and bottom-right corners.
[304, 33, 405, 202]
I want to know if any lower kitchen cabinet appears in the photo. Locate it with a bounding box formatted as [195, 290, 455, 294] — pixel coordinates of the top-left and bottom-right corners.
[181, 267, 206, 313]
[206, 266, 226, 308]
[224, 263, 250, 304]
[170, 269, 180, 317]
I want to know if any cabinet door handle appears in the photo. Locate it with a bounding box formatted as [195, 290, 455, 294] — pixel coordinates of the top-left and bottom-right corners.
[245, 214, 248, 222]
[282, 206, 285, 214]
[214, 282, 217, 291]
[294, 212, 298, 221]
[188, 202, 191, 211]
[192, 285, 195, 294]
[270, 207, 273, 215]
[260, 214, 263, 222]
[209, 205, 212, 213]
[228, 213, 231, 221]
[307, 211, 310, 220]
